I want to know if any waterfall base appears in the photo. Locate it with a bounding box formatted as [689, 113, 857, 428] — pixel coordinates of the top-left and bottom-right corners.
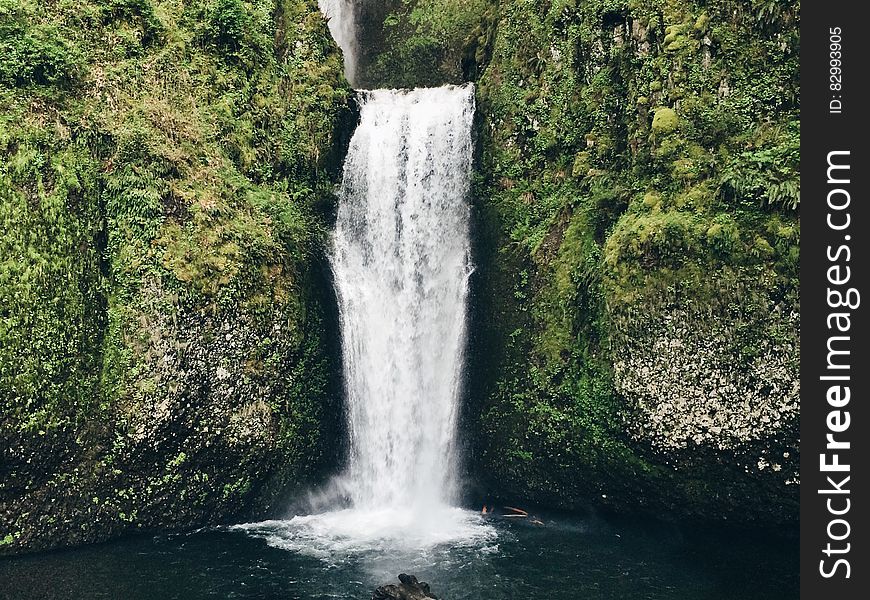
[232, 506, 496, 560]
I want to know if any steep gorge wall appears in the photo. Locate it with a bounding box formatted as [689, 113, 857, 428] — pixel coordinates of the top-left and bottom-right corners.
[0, 0, 351, 554]
[471, 0, 799, 521]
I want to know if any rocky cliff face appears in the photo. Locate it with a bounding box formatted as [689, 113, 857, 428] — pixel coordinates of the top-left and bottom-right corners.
[0, 0, 351, 554]
[467, 0, 800, 521]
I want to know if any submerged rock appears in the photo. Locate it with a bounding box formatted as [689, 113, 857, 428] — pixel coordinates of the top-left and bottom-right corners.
[373, 574, 439, 600]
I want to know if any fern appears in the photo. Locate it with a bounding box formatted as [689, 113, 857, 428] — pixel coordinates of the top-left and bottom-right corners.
[718, 121, 800, 211]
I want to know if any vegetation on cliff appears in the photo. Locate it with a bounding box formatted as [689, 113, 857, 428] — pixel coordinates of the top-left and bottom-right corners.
[1, 0, 802, 557]
[0, 0, 350, 553]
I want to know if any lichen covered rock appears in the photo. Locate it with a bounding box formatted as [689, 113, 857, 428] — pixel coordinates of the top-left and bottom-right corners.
[614, 297, 799, 456]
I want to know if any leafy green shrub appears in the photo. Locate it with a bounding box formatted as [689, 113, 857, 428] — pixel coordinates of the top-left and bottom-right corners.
[103, 0, 164, 44]
[198, 0, 268, 63]
[363, 0, 493, 87]
[0, 18, 82, 86]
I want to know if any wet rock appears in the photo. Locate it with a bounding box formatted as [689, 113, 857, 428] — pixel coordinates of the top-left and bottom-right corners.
[373, 573, 438, 600]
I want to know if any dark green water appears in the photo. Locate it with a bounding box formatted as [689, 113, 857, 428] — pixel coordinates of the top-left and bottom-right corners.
[0, 511, 796, 600]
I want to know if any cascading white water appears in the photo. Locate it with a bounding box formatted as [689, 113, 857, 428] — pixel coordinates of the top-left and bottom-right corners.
[233, 85, 492, 556]
[332, 85, 475, 510]
[232, 6, 495, 560]
[318, 0, 359, 85]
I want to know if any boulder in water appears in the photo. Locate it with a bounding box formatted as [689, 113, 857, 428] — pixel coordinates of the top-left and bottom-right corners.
[372, 574, 439, 600]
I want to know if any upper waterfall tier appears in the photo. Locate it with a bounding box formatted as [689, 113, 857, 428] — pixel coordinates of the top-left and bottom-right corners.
[318, 0, 359, 85]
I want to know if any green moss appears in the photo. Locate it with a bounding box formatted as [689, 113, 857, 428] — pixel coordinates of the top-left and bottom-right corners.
[642, 192, 661, 209]
[651, 107, 679, 133]
[751, 235, 775, 258]
[1, 0, 349, 555]
[466, 0, 799, 520]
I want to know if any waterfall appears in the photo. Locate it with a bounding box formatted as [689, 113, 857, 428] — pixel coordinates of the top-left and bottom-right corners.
[332, 85, 475, 510]
[233, 5, 493, 559]
[232, 86, 490, 554]
[318, 0, 359, 85]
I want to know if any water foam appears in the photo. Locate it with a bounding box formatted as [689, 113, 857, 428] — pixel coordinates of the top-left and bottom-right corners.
[233, 507, 495, 562]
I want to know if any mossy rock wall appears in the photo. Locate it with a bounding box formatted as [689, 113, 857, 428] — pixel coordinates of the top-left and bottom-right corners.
[1, 0, 351, 554]
[465, 0, 800, 521]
